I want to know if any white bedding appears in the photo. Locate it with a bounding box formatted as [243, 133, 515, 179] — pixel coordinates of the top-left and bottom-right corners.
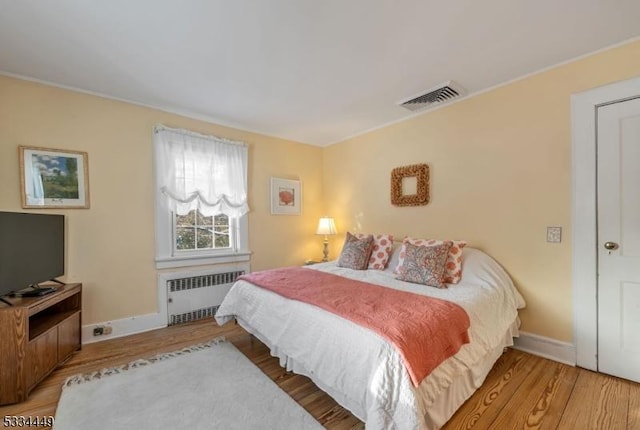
[215, 247, 525, 429]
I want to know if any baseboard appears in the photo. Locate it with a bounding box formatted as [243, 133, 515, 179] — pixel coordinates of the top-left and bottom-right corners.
[82, 312, 166, 345]
[511, 331, 576, 366]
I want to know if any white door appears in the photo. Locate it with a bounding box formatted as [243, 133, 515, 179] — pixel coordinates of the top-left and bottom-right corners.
[597, 97, 640, 383]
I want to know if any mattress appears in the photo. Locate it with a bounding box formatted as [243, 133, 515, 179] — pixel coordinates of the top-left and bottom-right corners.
[216, 247, 525, 429]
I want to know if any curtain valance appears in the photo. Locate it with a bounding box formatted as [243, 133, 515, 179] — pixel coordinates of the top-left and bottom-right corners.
[154, 125, 249, 217]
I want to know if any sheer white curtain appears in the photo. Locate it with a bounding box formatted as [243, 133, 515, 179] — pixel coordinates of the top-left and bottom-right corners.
[154, 125, 249, 217]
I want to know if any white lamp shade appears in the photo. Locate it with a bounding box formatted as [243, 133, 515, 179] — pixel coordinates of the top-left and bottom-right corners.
[316, 217, 337, 235]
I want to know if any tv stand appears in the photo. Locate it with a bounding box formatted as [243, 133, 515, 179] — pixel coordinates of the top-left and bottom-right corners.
[0, 283, 82, 405]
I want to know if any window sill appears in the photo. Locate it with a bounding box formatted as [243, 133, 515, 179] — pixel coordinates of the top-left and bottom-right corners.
[155, 250, 251, 269]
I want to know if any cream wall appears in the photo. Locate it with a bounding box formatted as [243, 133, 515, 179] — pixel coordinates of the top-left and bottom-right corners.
[0, 76, 324, 325]
[323, 40, 640, 342]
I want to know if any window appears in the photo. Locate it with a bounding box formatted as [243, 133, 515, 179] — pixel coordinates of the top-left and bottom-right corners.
[153, 125, 250, 268]
[175, 211, 230, 251]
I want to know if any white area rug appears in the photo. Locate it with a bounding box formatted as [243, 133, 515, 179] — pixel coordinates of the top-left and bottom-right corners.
[53, 338, 323, 430]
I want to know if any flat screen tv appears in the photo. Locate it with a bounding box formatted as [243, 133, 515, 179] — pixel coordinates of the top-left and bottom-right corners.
[0, 211, 64, 297]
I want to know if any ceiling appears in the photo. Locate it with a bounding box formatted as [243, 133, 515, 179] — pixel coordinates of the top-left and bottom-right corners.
[1, 1, 639, 146]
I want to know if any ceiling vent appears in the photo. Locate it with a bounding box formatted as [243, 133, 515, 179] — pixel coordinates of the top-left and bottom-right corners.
[398, 81, 466, 111]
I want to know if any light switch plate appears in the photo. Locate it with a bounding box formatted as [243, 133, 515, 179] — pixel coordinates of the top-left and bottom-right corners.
[547, 226, 562, 243]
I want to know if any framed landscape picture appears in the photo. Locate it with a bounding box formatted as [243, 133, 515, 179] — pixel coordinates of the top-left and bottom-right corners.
[19, 146, 90, 209]
[270, 177, 301, 215]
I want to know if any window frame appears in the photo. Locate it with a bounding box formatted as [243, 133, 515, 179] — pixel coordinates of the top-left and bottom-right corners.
[155, 201, 250, 269]
[153, 126, 251, 269]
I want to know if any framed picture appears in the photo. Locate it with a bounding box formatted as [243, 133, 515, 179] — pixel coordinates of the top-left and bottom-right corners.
[270, 177, 301, 215]
[19, 146, 90, 209]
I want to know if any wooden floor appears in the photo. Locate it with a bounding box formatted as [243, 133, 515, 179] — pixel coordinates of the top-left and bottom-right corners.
[1, 319, 638, 429]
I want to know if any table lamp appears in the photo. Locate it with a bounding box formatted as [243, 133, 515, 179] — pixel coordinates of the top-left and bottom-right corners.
[316, 217, 337, 262]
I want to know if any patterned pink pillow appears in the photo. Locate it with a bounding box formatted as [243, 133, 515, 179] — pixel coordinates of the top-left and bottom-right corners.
[355, 233, 394, 270]
[337, 232, 375, 270]
[394, 238, 467, 284]
[396, 241, 452, 288]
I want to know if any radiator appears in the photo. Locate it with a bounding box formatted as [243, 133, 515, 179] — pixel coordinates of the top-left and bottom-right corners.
[166, 269, 246, 325]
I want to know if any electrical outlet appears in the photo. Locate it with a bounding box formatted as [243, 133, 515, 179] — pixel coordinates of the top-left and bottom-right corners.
[547, 226, 562, 243]
[93, 326, 104, 336]
[103, 326, 113, 335]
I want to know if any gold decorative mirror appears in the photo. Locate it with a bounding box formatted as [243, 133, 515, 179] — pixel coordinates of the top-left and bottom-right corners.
[390, 164, 429, 206]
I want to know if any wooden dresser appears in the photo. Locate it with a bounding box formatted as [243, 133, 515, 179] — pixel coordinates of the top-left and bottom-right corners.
[0, 283, 82, 405]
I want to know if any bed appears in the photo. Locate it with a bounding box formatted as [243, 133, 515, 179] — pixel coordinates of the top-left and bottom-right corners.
[215, 246, 525, 429]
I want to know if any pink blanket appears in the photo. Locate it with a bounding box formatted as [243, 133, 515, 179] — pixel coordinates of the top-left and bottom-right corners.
[239, 267, 470, 387]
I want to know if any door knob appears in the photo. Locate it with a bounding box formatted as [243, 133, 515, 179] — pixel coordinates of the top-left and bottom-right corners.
[604, 242, 619, 250]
